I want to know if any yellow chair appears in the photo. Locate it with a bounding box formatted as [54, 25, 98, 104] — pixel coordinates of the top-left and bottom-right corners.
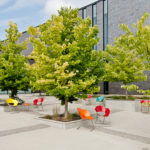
[6, 98, 19, 111]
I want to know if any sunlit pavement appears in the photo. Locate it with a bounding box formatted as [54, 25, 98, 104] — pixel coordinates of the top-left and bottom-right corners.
[0, 103, 150, 150]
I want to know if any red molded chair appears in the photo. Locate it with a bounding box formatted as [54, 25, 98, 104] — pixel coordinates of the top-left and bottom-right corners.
[33, 98, 44, 111]
[77, 108, 95, 131]
[88, 94, 92, 99]
[140, 100, 150, 112]
[95, 105, 110, 123]
[82, 94, 92, 105]
[87, 94, 92, 105]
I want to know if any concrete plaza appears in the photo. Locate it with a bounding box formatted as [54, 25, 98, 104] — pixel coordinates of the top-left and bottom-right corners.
[0, 95, 150, 150]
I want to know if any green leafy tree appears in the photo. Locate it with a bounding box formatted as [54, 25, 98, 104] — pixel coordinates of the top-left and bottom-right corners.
[27, 7, 104, 118]
[104, 43, 147, 99]
[0, 22, 30, 98]
[114, 12, 150, 95]
[105, 12, 150, 97]
[115, 12, 150, 69]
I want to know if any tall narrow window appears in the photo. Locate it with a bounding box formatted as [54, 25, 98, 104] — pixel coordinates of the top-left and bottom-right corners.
[103, 0, 109, 94]
[82, 8, 87, 19]
[103, 0, 108, 50]
[92, 4, 97, 26]
[92, 4, 97, 50]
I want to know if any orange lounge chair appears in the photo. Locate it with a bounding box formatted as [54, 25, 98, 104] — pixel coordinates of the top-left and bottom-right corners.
[77, 108, 95, 131]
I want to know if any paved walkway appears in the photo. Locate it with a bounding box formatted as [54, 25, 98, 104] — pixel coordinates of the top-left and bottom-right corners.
[97, 127, 150, 144]
[0, 124, 50, 137]
[0, 95, 150, 150]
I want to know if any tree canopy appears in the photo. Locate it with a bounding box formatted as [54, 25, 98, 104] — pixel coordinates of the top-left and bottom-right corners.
[104, 13, 149, 98]
[27, 7, 105, 118]
[0, 22, 30, 97]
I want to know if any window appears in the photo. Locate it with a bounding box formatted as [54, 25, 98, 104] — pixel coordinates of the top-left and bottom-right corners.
[92, 4, 97, 50]
[92, 4, 97, 26]
[103, 0, 108, 50]
[82, 8, 87, 19]
[103, 0, 109, 94]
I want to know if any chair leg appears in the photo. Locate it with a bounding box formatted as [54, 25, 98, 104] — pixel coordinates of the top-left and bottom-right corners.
[96, 113, 98, 122]
[77, 125, 81, 130]
[142, 105, 149, 113]
[77, 119, 83, 130]
[90, 120, 95, 131]
[103, 117, 105, 124]
[41, 104, 44, 111]
[109, 116, 111, 122]
[95, 113, 101, 123]
[77, 120, 95, 131]
[8, 106, 11, 112]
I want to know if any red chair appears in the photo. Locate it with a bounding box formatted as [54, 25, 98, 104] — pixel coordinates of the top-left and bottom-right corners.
[82, 94, 92, 105]
[33, 98, 44, 111]
[88, 94, 92, 99]
[140, 100, 150, 112]
[95, 105, 110, 123]
[77, 108, 95, 131]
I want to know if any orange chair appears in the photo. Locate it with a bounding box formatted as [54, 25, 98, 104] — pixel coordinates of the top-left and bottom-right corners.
[77, 108, 95, 131]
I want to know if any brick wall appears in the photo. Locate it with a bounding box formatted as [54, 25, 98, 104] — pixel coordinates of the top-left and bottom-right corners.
[108, 0, 150, 44]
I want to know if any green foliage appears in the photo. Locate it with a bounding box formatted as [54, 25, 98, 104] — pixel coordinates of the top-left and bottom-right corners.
[27, 7, 104, 114]
[106, 95, 136, 100]
[106, 95, 150, 100]
[0, 21, 30, 97]
[42, 113, 80, 121]
[109, 12, 150, 95]
[121, 84, 139, 91]
[104, 45, 147, 84]
[137, 89, 150, 95]
[118, 12, 150, 69]
[104, 13, 148, 97]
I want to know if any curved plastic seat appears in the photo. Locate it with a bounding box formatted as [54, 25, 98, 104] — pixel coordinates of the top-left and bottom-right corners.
[95, 105, 110, 123]
[6, 98, 18, 106]
[33, 98, 44, 110]
[96, 96, 104, 102]
[88, 94, 92, 99]
[6, 98, 19, 111]
[140, 100, 150, 112]
[77, 108, 94, 131]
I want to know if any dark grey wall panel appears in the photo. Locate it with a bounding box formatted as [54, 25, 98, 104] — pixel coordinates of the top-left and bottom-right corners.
[18, 31, 33, 56]
[78, 9, 82, 18]
[108, 0, 150, 44]
[108, 0, 150, 94]
[109, 71, 150, 95]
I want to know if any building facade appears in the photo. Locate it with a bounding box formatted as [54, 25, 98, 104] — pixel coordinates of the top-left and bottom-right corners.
[78, 0, 150, 95]
[7, 0, 150, 95]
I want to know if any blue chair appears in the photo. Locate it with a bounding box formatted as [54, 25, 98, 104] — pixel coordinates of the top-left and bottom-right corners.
[96, 96, 104, 102]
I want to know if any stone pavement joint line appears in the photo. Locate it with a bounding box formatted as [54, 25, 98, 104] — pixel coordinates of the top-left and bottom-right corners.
[97, 127, 150, 144]
[0, 124, 50, 137]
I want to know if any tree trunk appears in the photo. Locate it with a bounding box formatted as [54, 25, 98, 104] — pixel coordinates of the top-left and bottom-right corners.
[10, 89, 17, 98]
[64, 98, 68, 119]
[39, 91, 42, 96]
[125, 89, 128, 99]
